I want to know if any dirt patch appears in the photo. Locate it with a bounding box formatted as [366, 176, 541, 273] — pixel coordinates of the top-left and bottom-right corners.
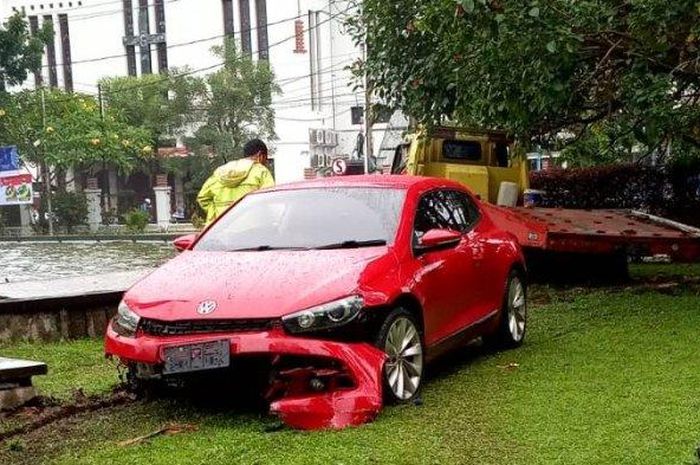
[0, 387, 136, 443]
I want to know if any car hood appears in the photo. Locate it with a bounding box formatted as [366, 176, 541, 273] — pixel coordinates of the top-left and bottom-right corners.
[125, 248, 394, 320]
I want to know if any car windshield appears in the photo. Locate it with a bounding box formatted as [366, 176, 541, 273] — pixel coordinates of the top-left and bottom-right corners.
[194, 187, 406, 251]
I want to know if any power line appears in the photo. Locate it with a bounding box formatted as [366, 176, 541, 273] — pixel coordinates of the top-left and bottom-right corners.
[40, 12, 304, 69]
[54, 0, 181, 22]
[26, 3, 353, 109]
[98, 3, 353, 96]
[275, 107, 352, 122]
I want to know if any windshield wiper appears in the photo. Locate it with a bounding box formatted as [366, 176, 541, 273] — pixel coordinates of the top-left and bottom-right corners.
[314, 239, 387, 250]
[228, 245, 310, 252]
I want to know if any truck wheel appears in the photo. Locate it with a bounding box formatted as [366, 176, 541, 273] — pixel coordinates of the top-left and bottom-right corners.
[375, 308, 424, 403]
[491, 270, 527, 348]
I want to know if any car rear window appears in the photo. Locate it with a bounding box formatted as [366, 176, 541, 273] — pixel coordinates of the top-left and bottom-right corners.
[443, 140, 482, 161]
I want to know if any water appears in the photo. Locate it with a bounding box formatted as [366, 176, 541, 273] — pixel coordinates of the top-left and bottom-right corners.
[0, 241, 177, 283]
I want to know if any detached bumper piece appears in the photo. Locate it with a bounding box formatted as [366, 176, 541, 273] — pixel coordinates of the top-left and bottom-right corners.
[266, 345, 386, 430]
[105, 327, 386, 430]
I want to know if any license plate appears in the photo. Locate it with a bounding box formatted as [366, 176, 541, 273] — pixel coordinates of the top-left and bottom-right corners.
[162, 339, 230, 375]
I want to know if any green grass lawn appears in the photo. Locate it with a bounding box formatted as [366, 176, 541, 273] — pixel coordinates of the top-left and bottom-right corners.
[0, 338, 116, 400]
[2, 264, 699, 465]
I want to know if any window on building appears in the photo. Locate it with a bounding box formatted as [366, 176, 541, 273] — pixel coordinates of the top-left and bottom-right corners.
[221, 0, 234, 36]
[239, 0, 252, 56]
[255, 0, 269, 60]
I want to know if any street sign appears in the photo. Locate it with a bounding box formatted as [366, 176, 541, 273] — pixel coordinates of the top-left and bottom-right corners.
[0, 146, 19, 172]
[331, 158, 347, 176]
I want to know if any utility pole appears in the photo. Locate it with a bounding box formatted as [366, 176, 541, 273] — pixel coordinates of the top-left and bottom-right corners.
[97, 83, 105, 119]
[328, 0, 337, 130]
[40, 89, 54, 236]
[97, 83, 111, 212]
[363, 40, 373, 174]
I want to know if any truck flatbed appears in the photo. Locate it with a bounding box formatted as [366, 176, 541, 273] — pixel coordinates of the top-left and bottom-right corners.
[486, 206, 700, 262]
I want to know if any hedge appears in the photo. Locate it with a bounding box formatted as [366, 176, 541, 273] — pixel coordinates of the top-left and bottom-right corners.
[530, 163, 700, 226]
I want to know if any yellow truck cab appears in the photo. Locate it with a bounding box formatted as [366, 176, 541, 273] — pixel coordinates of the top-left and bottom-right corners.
[391, 126, 530, 204]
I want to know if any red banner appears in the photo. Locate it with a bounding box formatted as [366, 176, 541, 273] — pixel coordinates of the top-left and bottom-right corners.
[0, 173, 33, 205]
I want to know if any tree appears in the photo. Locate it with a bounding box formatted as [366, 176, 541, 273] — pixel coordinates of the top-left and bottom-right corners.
[0, 12, 52, 93]
[99, 71, 205, 147]
[351, 0, 700, 164]
[192, 39, 280, 161]
[0, 88, 152, 173]
[0, 88, 152, 232]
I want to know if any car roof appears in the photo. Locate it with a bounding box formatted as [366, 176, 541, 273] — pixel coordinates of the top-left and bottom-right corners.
[267, 175, 469, 193]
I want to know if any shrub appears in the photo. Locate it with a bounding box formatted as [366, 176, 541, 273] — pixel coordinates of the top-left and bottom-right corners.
[530, 164, 667, 212]
[529, 162, 700, 226]
[190, 212, 205, 230]
[123, 209, 150, 233]
[52, 191, 88, 233]
[101, 207, 120, 225]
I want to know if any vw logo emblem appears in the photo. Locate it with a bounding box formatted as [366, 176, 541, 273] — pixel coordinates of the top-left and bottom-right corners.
[196, 300, 217, 315]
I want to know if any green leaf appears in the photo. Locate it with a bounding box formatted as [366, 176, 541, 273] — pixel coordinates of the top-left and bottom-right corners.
[529, 7, 540, 17]
[461, 0, 475, 13]
[546, 40, 556, 53]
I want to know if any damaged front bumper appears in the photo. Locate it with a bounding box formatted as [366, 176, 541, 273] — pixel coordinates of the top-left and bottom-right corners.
[105, 325, 386, 430]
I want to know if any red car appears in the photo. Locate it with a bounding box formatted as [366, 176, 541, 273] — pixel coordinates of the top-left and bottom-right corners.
[105, 175, 527, 429]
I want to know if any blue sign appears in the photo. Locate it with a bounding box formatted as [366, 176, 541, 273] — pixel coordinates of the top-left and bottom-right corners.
[0, 146, 20, 172]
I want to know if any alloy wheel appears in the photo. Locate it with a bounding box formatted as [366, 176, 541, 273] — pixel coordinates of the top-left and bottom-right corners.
[507, 276, 527, 342]
[383, 316, 423, 401]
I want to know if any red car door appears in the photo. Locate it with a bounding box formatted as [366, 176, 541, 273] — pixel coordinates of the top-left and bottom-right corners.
[410, 189, 483, 345]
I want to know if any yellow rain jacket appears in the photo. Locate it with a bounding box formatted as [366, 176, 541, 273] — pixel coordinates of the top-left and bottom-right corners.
[197, 159, 275, 225]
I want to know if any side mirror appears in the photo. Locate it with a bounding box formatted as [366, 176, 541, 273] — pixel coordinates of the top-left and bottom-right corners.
[416, 228, 462, 252]
[173, 233, 197, 252]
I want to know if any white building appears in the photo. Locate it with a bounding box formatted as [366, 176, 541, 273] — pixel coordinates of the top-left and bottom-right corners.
[0, 0, 404, 188]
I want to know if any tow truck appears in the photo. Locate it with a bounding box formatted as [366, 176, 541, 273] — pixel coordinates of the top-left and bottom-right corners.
[389, 127, 700, 278]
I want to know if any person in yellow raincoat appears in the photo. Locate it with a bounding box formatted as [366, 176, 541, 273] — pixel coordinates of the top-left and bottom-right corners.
[197, 139, 275, 225]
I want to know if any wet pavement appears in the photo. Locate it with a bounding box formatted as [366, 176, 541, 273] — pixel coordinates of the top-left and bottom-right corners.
[0, 242, 176, 284]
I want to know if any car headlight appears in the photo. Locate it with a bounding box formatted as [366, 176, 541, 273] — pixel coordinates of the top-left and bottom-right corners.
[282, 296, 363, 334]
[111, 300, 141, 337]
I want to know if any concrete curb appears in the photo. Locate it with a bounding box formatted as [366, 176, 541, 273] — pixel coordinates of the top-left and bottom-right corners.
[0, 292, 122, 343]
[0, 233, 190, 243]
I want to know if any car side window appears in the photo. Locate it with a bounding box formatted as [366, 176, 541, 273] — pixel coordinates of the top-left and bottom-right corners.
[413, 190, 480, 243]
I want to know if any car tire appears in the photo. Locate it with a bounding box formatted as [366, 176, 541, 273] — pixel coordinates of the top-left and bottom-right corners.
[125, 365, 159, 398]
[375, 308, 424, 404]
[490, 269, 528, 349]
